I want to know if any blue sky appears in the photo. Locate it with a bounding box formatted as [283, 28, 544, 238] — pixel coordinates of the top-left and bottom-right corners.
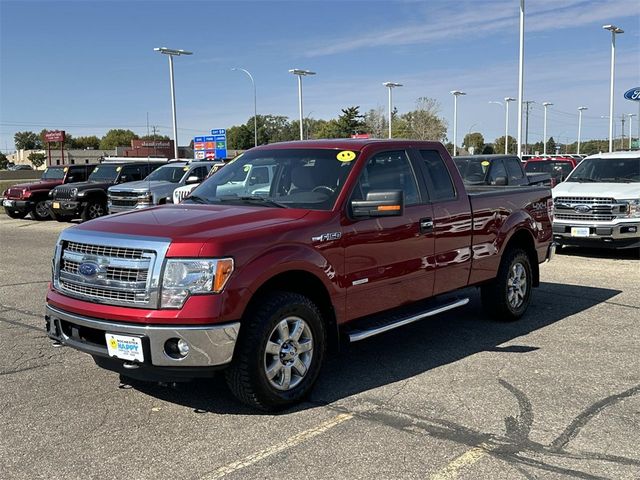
[1, 0, 639, 152]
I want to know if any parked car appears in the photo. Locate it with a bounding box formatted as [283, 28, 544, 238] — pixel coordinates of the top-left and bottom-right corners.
[524, 157, 577, 187]
[45, 139, 554, 410]
[2, 164, 96, 220]
[172, 161, 226, 204]
[47, 161, 166, 222]
[107, 161, 213, 214]
[7, 164, 33, 171]
[454, 154, 550, 186]
[552, 151, 640, 249]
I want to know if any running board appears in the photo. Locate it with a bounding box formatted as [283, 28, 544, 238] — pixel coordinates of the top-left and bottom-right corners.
[347, 297, 470, 343]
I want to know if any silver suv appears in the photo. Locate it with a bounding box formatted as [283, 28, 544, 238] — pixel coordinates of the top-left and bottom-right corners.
[108, 161, 212, 214]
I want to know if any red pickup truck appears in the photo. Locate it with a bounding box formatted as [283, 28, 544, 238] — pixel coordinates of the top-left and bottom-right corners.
[45, 140, 554, 410]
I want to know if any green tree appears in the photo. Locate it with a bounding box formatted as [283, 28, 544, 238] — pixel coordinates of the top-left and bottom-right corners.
[393, 97, 447, 141]
[482, 144, 495, 154]
[547, 136, 557, 154]
[99, 129, 139, 149]
[494, 135, 517, 155]
[363, 107, 387, 138]
[73, 136, 101, 149]
[14, 131, 41, 150]
[463, 132, 485, 154]
[315, 119, 342, 139]
[27, 152, 46, 168]
[0, 152, 9, 169]
[139, 134, 171, 141]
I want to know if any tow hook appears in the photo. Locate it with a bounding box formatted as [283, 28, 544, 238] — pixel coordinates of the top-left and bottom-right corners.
[123, 362, 140, 370]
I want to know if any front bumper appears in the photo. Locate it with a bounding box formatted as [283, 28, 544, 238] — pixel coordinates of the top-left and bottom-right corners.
[45, 304, 239, 374]
[553, 221, 640, 249]
[47, 199, 83, 217]
[2, 199, 33, 213]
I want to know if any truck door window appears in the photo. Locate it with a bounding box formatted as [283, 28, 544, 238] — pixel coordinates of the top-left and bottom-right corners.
[488, 160, 507, 185]
[352, 150, 419, 205]
[121, 165, 143, 182]
[505, 157, 525, 182]
[249, 166, 269, 185]
[191, 166, 208, 181]
[418, 150, 456, 201]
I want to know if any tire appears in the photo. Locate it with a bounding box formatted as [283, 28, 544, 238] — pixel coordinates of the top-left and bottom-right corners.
[481, 248, 532, 321]
[31, 200, 52, 221]
[5, 208, 28, 219]
[225, 291, 326, 411]
[81, 200, 106, 222]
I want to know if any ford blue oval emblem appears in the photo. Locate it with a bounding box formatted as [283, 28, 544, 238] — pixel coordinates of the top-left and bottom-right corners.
[624, 87, 640, 101]
[78, 262, 98, 277]
[574, 205, 591, 214]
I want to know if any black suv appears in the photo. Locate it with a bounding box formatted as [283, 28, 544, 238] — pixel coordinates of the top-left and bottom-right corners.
[47, 161, 166, 222]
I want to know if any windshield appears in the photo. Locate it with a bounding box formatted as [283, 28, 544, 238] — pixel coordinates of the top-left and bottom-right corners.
[453, 157, 490, 183]
[88, 165, 120, 182]
[186, 148, 358, 210]
[41, 167, 66, 180]
[525, 161, 574, 179]
[145, 165, 187, 183]
[567, 157, 640, 183]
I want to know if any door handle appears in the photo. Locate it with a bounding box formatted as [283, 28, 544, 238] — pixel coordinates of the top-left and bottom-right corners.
[420, 218, 434, 233]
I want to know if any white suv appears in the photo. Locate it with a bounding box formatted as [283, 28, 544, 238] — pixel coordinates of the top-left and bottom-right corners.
[552, 151, 639, 249]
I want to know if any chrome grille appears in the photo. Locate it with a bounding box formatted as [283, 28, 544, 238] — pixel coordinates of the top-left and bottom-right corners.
[59, 281, 140, 304]
[110, 198, 138, 207]
[62, 258, 148, 282]
[65, 241, 148, 259]
[54, 186, 75, 200]
[7, 188, 23, 198]
[110, 191, 140, 198]
[555, 213, 616, 221]
[555, 197, 615, 204]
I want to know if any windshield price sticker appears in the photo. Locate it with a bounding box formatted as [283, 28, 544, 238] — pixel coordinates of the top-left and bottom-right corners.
[116, 166, 122, 172]
[337, 150, 356, 162]
[105, 333, 144, 362]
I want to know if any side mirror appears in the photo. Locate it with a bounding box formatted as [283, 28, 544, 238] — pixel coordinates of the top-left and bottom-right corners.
[493, 176, 507, 186]
[186, 175, 200, 185]
[66, 176, 75, 182]
[351, 190, 404, 218]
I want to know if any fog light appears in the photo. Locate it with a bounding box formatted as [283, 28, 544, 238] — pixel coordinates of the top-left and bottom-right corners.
[164, 338, 189, 359]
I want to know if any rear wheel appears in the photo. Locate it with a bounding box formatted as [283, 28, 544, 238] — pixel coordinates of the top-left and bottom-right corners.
[481, 248, 532, 321]
[225, 291, 326, 411]
[5, 208, 28, 219]
[81, 200, 106, 222]
[31, 200, 52, 221]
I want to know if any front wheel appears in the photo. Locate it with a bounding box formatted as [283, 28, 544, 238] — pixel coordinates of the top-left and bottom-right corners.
[225, 291, 326, 411]
[481, 248, 532, 321]
[31, 200, 52, 220]
[81, 200, 106, 222]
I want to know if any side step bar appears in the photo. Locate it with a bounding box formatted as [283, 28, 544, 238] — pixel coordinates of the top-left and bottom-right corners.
[348, 297, 470, 343]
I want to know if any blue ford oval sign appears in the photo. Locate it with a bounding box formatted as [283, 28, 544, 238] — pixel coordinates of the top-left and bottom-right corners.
[624, 87, 640, 101]
[78, 262, 98, 277]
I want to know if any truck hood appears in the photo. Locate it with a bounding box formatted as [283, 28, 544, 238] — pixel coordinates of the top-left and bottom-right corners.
[553, 181, 640, 199]
[109, 180, 176, 193]
[9, 179, 61, 191]
[74, 204, 310, 256]
[63, 180, 115, 192]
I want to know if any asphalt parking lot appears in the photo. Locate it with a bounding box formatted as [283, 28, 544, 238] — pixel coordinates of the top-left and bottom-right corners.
[1, 214, 639, 480]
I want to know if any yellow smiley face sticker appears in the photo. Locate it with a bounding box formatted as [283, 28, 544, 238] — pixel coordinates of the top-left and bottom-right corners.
[183, 166, 190, 171]
[116, 166, 122, 172]
[109, 338, 118, 349]
[481, 161, 490, 167]
[63, 167, 68, 172]
[337, 150, 356, 162]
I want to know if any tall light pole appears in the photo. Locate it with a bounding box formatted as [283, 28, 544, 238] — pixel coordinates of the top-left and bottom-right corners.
[517, 0, 525, 159]
[628, 113, 637, 149]
[232, 67, 257, 147]
[289, 69, 316, 141]
[577, 106, 588, 155]
[450, 90, 466, 156]
[383, 82, 403, 139]
[504, 97, 516, 154]
[603, 24, 624, 153]
[154, 47, 192, 160]
[542, 102, 553, 155]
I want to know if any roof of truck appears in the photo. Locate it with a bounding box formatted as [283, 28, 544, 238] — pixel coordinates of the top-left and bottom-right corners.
[251, 139, 443, 151]
[583, 151, 640, 160]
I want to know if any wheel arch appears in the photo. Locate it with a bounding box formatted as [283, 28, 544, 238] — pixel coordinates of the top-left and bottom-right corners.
[502, 228, 539, 287]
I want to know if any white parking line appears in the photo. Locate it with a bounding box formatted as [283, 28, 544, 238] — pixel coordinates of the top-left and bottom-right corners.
[202, 413, 353, 479]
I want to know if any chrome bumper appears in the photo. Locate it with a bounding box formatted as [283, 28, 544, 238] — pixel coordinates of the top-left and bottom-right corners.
[45, 304, 239, 367]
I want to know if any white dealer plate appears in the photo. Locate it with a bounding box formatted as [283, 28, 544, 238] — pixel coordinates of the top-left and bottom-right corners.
[2, 199, 15, 207]
[570, 227, 590, 237]
[105, 333, 144, 362]
[52, 202, 61, 209]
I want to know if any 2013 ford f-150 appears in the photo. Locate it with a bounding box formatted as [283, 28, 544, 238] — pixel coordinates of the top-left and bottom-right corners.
[45, 140, 554, 410]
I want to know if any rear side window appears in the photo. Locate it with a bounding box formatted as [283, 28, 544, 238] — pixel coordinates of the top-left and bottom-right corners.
[505, 158, 524, 181]
[418, 150, 456, 201]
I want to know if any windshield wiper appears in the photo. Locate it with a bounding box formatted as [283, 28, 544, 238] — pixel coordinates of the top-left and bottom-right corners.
[568, 177, 597, 182]
[217, 195, 288, 208]
[598, 177, 639, 183]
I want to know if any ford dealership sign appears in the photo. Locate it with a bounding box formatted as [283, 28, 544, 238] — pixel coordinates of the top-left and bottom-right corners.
[624, 87, 640, 101]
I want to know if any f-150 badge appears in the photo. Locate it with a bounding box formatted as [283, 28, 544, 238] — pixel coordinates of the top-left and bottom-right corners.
[312, 232, 342, 242]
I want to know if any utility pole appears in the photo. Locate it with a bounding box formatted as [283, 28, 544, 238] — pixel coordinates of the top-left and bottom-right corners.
[621, 115, 625, 150]
[523, 101, 535, 155]
[151, 126, 159, 157]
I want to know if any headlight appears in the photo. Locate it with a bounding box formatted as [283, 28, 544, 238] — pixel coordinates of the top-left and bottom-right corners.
[70, 187, 78, 197]
[621, 199, 640, 218]
[137, 192, 152, 203]
[160, 258, 234, 308]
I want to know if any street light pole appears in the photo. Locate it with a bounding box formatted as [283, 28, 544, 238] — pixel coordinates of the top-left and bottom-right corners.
[517, 0, 525, 159]
[450, 90, 466, 156]
[383, 82, 403, 138]
[542, 102, 553, 155]
[289, 69, 316, 141]
[505, 97, 515, 154]
[154, 47, 193, 160]
[628, 113, 637, 149]
[577, 106, 588, 155]
[603, 24, 624, 153]
[232, 68, 257, 148]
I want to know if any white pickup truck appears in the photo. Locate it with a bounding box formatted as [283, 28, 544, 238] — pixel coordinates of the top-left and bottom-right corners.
[552, 151, 639, 249]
